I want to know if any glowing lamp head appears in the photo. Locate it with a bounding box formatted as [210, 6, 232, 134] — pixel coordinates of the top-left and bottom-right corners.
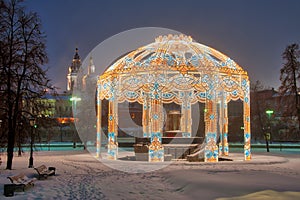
[70, 97, 81, 102]
[265, 110, 274, 115]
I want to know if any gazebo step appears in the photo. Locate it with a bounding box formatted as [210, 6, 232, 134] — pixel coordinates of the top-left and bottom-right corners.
[135, 137, 203, 144]
[164, 144, 198, 159]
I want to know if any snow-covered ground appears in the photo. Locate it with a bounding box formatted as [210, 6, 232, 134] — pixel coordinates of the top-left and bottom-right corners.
[0, 151, 300, 200]
[163, 152, 300, 200]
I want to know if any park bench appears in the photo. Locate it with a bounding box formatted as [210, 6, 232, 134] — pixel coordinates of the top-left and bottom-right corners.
[7, 173, 37, 188]
[34, 165, 56, 179]
[6, 173, 37, 192]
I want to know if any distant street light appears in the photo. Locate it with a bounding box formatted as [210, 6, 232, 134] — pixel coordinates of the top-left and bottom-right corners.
[70, 96, 81, 116]
[70, 97, 81, 101]
[70, 96, 81, 148]
[266, 110, 274, 118]
[265, 109, 274, 152]
[59, 117, 65, 142]
[28, 117, 36, 168]
[0, 119, 2, 136]
[70, 97, 82, 102]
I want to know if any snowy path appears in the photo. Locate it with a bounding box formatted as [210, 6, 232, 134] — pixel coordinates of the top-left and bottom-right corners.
[0, 151, 185, 200]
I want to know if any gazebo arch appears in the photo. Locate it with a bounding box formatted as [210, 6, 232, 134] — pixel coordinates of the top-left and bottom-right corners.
[96, 34, 251, 162]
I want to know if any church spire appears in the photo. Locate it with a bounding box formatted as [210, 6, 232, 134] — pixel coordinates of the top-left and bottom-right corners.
[73, 48, 80, 60]
[67, 48, 82, 92]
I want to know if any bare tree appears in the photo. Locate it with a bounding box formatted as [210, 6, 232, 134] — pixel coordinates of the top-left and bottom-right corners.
[0, 0, 51, 169]
[279, 43, 300, 132]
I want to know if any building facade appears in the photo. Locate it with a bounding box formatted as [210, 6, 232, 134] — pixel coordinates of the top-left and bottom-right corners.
[251, 88, 300, 141]
[36, 48, 97, 143]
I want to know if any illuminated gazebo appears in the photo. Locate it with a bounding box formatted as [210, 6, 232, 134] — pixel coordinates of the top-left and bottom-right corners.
[96, 34, 251, 162]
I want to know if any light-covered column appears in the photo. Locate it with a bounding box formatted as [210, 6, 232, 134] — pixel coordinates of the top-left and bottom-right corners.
[181, 91, 192, 137]
[243, 91, 251, 160]
[148, 98, 164, 162]
[142, 93, 150, 137]
[204, 97, 218, 162]
[219, 94, 229, 156]
[96, 84, 102, 158]
[241, 78, 251, 161]
[107, 93, 118, 160]
[223, 100, 229, 156]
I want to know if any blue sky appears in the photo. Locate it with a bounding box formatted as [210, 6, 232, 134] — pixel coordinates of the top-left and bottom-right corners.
[24, 0, 300, 91]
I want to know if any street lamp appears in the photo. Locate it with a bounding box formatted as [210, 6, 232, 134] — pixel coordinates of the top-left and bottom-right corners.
[59, 117, 66, 142]
[266, 110, 274, 119]
[70, 96, 81, 148]
[264, 109, 274, 152]
[28, 117, 35, 168]
[70, 96, 81, 115]
[18, 122, 23, 156]
[0, 119, 2, 138]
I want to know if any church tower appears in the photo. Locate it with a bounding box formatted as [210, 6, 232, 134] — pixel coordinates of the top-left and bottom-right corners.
[82, 56, 96, 91]
[67, 48, 81, 92]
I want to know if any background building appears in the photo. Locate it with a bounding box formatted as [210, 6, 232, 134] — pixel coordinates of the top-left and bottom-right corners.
[251, 88, 300, 142]
[34, 48, 93, 144]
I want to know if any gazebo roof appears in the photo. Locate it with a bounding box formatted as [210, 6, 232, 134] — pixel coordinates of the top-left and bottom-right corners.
[98, 34, 250, 105]
[101, 34, 247, 79]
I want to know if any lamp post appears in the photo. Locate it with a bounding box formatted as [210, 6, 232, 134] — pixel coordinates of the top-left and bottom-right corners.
[265, 109, 274, 152]
[18, 122, 23, 156]
[59, 117, 65, 142]
[266, 110, 274, 119]
[0, 120, 2, 138]
[28, 117, 35, 168]
[70, 96, 81, 115]
[70, 96, 81, 148]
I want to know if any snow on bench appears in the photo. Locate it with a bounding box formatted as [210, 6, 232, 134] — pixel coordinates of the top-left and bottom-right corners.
[7, 173, 37, 191]
[34, 165, 56, 179]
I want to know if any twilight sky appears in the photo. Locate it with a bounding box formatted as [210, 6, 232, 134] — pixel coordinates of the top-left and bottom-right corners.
[24, 0, 300, 91]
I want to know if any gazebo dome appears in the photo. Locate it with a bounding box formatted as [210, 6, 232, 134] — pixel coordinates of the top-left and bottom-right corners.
[102, 34, 247, 78]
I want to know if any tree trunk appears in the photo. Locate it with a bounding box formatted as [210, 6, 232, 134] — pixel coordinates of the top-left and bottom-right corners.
[6, 127, 15, 170]
[298, 108, 300, 132]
